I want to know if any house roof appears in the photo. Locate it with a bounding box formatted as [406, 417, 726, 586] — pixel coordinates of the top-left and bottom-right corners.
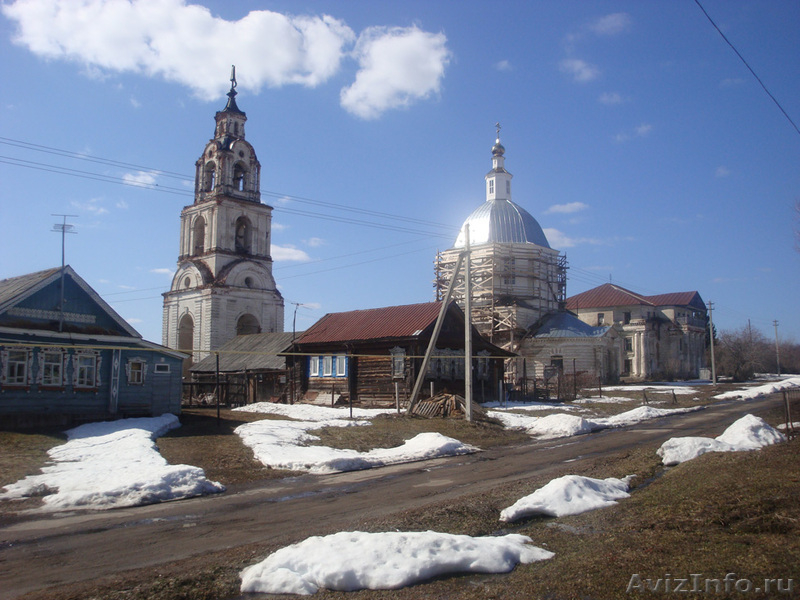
[191, 331, 297, 373]
[296, 302, 445, 345]
[0, 267, 62, 311]
[530, 311, 612, 339]
[565, 283, 705, 312]
[0, 265, 141, 338]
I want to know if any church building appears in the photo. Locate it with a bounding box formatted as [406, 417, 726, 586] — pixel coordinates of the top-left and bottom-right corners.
[163, 69, 284, 374]
[434, 127, 567, 385]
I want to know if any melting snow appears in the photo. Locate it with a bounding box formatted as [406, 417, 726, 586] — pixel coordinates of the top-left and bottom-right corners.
[500, 475, 633, 522]
[240, 530, 553, 595]
[235, 417, 477, 474]
[657, 414, 786, 465]
[0, 415, 224, 511]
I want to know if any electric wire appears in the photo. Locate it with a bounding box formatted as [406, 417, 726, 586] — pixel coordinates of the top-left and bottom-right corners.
[694, 0, 800, 137]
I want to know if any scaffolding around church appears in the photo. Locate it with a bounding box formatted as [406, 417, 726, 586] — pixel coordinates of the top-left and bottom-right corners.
[434, 243, 567, 355]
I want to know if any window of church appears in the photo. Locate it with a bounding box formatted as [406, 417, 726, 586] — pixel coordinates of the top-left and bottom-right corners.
[488, 180, 494, 194]
[192, 216, 205, 255]
[233, 164, 247, 192]
[235, 217, 251, 253]
[204, 163, 216, 191]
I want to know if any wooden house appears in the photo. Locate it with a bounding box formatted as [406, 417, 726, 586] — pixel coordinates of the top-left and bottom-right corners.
[291, 301, 513, 406]
[0, 266, 185, 427]
[189, 331, 296, 405]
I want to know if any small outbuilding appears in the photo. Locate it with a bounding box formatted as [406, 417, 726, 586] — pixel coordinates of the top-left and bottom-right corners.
[0, 266, 185, 427]
[189, 331, 296, 406]
[291, 301, 513, 406]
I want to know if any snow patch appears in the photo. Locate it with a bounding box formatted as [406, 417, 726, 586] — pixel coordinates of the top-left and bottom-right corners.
[0, 415, 224, 510]
[240, 531, 554, 595]
[500, 475, 632, 522]
[235, 419, 477, 474]
[657, 414, 785, 465]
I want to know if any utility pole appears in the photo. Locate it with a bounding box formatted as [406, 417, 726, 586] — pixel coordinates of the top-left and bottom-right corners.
[707, 301, 716, 385]
[290, 302, 304, 405]
[773, 320, 781, 376]
[51, 214, 78, 333]
[463, 225, 472, 422]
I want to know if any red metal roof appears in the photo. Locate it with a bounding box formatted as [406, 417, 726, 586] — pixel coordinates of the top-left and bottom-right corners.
[296, 302, 445, 345]
[565, 283, 653, 310]
[566, 284, 705, 311]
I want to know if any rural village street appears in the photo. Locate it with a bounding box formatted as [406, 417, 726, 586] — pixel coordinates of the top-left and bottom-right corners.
[0, 394, 783, 599]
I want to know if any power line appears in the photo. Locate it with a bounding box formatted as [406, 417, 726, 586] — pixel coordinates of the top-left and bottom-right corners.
[0, 136, 459, 236]
[694, 0, 800, 137]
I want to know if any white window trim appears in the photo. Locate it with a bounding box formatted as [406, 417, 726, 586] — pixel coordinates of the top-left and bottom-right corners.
[72, 351, 101, 389]
[1, 347, 31, 386]
[125, 357, 148, 385]
[39, 349, 65, 387]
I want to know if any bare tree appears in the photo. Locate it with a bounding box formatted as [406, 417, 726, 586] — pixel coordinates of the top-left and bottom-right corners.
[716, 325, 769, 382]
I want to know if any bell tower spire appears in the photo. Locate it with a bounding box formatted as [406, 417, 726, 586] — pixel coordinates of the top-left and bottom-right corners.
[485, 122, 512, 202]
[164, 69, 284, 372]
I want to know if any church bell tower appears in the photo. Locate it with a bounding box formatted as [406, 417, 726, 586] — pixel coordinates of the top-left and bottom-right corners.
[163, 67, 284, 373]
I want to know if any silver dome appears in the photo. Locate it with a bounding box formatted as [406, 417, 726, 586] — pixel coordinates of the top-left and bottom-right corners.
[453, 198, 551, 249]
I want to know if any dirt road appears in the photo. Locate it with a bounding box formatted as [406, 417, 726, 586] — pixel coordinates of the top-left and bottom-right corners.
[0, 395, 782, 599]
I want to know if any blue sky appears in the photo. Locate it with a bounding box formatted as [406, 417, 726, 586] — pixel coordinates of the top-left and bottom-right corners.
[1, 0, 798, 345]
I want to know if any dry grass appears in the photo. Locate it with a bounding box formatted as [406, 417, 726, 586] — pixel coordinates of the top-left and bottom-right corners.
[155, 407, 304, 485]
[0, 428, 65, 519]
[3, 395, 798, 599]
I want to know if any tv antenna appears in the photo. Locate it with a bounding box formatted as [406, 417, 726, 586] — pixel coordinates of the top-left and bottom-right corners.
[52, 214, 78, 332]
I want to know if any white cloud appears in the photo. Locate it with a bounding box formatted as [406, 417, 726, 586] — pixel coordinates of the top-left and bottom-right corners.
[720, 77, 745, 88]
[340, 26, 450, 120]
[130, 96, 141, 108]
[3, 1, 450, 119]
[599, 91, 624, 105]
[559, 58, 600, 83]
[546, 202, 589, 215]
[71, 197, 108, 215]
[271, 222, 288, 232]
[117, 284, 136, 290]
[544, 228, 577, 249]
[150, 268, 173, 276]
[116, 199, 129, 210]
[2, 0, 355, 100]
[588, 13, 632, 36]
[304, 237, 325, 247]
[494, 60, 512, 72]
[715, 166, 731, 178]
[123, 170, 158, 187]
[543, 228, 619, 249]
[615, 122, 653, 143]
[272, 244, 311, 262]
[125, 317, 143, 324]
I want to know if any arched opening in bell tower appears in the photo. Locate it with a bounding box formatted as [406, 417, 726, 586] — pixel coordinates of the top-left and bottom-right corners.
[178, 313, 195, 378]
[203, 162, 216, 191]
[234, 216, 252, 253]
[236, 313, 260, 336]
[192, 216, 206, 255]
[233, 163, 247, 191]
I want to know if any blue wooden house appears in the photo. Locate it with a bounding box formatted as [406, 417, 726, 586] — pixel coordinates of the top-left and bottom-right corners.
[0, 266, 186, 427]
